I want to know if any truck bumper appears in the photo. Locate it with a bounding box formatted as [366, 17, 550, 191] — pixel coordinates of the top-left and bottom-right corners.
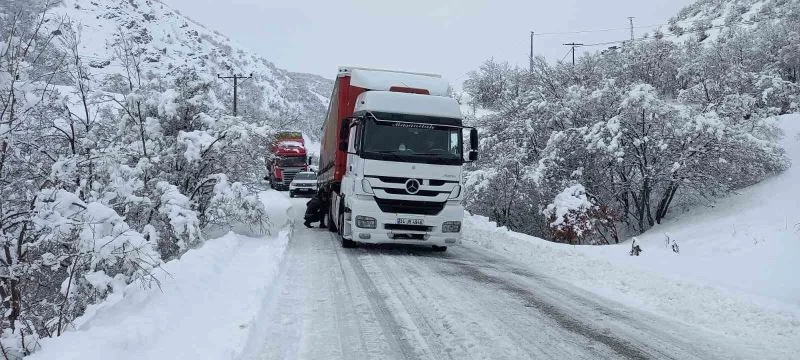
[345, 195, 463, 247]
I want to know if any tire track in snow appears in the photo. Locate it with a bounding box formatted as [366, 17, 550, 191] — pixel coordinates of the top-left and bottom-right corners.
[324, 237, 359, 360]
[337, 238, 423, 360]
[360, 253, 451, 360]
[388, 252, 555, 360]
[390, 249, 591, 359]
[372, 252, 494, 360]
[452, 245, 728, 360]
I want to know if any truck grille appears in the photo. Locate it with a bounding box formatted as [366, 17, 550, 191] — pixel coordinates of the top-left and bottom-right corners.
[282, 170, 300, 185]
[376, 176, 453, 187]
[383, 188, 441, 197]
[374, 198, 446, 216]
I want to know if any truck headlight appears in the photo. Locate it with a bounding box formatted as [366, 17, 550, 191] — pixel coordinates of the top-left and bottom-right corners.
[448, 185, 462, 199]
[442, 221, 461, 233]
[361, 179, 374, 194]
[355, 215, 377, 229]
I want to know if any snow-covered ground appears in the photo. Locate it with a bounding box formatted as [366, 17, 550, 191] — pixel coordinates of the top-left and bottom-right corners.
[463, 114, 800, 358]
[29, 191, 293, 360]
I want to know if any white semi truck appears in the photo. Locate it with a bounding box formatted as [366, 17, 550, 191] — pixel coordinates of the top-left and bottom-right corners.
[318, 67, 478, 251]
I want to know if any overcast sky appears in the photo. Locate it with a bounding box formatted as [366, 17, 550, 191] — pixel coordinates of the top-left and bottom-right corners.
[161, 0, 695, 86]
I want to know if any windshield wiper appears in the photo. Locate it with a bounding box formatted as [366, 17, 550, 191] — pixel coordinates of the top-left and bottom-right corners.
[409, 153, 457, 158]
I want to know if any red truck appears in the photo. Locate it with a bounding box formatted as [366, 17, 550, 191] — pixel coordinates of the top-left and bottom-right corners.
[319, 66, 478, 249]
[267, 131, 309, 191]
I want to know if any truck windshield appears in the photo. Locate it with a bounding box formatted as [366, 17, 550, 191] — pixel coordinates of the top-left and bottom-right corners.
[278, 156, 306, 167]
[361, 118, 463, 165]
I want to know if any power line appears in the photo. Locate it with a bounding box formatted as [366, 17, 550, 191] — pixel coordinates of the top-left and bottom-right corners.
[582, 16, 788, 47]
[533, 12, 788, 39]
[533, 23, 664, 36]
[217, 73, 253, 116]
[577, 14, 791, 49]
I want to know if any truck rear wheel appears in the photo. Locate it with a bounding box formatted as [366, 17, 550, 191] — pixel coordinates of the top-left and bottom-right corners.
[432, 246, 447, 252]
[327, 197, 337, 233]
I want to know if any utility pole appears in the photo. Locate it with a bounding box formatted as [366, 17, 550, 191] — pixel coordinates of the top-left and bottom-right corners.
[529, 31, 534, 72]
[217, 73, 253, 116]
[628, 17, 635, 41]
[563, 43, 584, 66]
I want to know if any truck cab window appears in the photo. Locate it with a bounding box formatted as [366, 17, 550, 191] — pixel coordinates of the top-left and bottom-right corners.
[360, 117, 463, 165]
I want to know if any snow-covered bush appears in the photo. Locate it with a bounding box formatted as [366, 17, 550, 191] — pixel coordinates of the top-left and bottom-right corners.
[543, 184, 595, 245]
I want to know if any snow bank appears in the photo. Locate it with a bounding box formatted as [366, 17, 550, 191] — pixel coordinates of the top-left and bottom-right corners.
[29, 192, 294, 360]
[462, 215, 800, 358]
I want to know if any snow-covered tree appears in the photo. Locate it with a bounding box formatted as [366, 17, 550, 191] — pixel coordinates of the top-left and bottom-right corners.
[1, 2, 279, 356]
[463, 14, 795, 243]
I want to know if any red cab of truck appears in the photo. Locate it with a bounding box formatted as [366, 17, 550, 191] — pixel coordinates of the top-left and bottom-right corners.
[267, 131, 308, 190]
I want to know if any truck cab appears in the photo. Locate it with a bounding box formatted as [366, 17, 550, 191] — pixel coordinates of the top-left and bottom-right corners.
[319, 67, 478, 251]
[267, 132, 309, 190]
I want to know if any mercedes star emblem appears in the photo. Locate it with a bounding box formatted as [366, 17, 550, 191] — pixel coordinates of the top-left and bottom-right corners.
[405, 179, 421, 195]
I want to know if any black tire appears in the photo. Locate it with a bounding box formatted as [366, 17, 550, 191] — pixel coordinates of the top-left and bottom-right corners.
[327, 196, 337, 233]
[339, 211, 356, 248]
[432, 246, 448, 252]
[289, 192, 295, 198]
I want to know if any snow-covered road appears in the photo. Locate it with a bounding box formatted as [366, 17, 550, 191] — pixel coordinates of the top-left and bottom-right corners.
[242, 199, 756, 360]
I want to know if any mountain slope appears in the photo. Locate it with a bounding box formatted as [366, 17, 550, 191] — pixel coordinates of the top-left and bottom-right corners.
[652, 0, 796, 43]
[55, 0, 331, 137]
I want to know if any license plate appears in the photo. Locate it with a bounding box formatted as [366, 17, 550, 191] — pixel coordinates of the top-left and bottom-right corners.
[397, 218, 424, 225]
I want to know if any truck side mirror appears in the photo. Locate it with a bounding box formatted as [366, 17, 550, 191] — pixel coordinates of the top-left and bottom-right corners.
[470, 128, 479, 150]
[465, 128, 479, 162]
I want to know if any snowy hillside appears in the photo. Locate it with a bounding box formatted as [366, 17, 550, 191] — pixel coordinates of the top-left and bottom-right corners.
[652, 0, 794, 43]
[53, 0, 331, 137]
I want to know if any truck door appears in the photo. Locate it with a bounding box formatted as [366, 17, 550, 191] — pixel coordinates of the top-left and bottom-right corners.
[343, 120, 360, 194]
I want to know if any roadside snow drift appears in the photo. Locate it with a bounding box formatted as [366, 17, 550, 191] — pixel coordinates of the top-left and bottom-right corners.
[463, 114, 800, 358]
[29, 191, 292, 360]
